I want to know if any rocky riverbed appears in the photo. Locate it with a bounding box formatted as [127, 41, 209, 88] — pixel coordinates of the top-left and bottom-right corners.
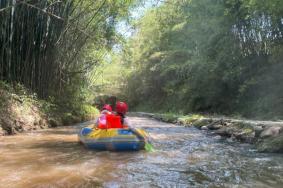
[131, 112, 283, 153]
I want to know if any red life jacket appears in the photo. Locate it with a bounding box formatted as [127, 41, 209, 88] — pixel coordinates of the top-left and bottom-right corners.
[97, 114, 124, 129]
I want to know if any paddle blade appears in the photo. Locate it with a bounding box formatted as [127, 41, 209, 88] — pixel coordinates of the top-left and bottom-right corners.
[145, 143, 155, 152]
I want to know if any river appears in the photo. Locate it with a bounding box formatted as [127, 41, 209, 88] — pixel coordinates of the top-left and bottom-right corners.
[0, 116, 282, 188]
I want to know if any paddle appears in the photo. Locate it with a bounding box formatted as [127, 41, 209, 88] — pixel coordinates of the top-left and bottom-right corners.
[144, 140, 155, 152]
[129, 127, 155, 152]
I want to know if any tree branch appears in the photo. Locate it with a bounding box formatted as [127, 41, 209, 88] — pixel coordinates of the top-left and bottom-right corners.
[21, 1, 64, 21]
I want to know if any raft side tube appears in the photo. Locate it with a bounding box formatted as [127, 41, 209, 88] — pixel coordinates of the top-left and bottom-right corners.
[78, 127, 147, 151]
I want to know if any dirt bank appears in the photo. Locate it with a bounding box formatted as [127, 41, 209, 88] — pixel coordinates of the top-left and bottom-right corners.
[0, 87, 48, 135]
[0, 83, 98, 136]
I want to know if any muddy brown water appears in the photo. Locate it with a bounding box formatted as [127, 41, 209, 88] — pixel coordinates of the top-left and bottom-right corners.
[0, 116, 282, 188]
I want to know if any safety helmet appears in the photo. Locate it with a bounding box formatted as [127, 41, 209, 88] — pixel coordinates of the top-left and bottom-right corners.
[102, 104, 112, 112]
[115, 101, 128, 114]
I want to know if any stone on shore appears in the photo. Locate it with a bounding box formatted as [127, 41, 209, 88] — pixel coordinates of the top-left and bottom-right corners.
[257, 132, 283, 153]
[201, 126, 208, 130]
[260, 126, 282, 138]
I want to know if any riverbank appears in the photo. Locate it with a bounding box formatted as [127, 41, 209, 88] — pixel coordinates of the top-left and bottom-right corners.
[130, 112, 283, 153]
[0, 82, 99, 136]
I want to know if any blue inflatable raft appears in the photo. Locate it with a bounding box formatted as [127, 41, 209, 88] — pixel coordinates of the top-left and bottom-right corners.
[78, 127, 148, 151]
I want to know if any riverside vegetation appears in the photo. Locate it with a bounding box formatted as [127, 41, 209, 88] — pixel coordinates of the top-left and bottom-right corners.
[97, 0, 283, 152]
[118, 0, 283, 119]
[0, 0, 136, 134]
[0, 81, 99, 135]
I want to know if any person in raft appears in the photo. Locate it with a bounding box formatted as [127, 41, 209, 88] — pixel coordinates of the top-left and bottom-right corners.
[114, 101, 146, 142]
[93, 104, 112, 128]
[115, 101, 130, 127]
[94, 101, 130, 129]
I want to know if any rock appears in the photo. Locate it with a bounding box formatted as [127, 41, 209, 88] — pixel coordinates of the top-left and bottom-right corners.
[184, 124, 193, 127]
[0, 126, 5, 135]
[208, 124, 223, 130]
[39, 119, 43, 125]
[40, 123, 48, 129]
[260, 126, 282, 138]
[193, 118, 212, 128]
[213, 135, 222, 140]
[1, 118, 14, 134]
[48, 118, 59, 127]
[214, 127, 234, 137]
[176, 119, 183, 125]
[71, 116, 82, 124]
[254, 125, 264, 137]
[21, 124, 31, 131]
[14, 120, 21, 129]
[223, 122, 233, 126]
[233, 131, 255, 143]
[257, 132, 283, 153]
[38, 119, 48, 129]
[227, 137, 234, 143]
[201, 126, 208, 130]
[33, 121, 38, 126]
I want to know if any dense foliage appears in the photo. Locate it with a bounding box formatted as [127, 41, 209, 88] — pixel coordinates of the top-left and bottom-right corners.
[0, 0, 135, 113]
[120, 0, 283, 119]
[1, 0, 283, 119]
